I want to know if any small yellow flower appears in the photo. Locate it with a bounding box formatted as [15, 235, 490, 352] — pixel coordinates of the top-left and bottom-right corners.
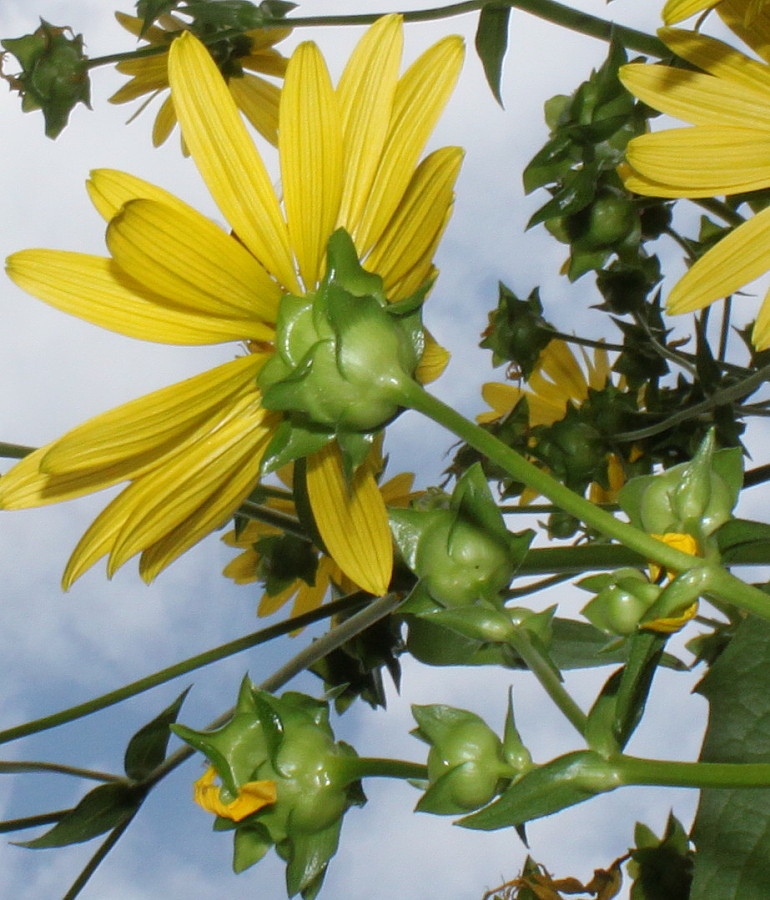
[649, 532, 700, 583]
[193, 766, 276, 822]
[110, 11, 289, 147]
[620, 4, 770, 347]
[0, 18, 464, 594]
[224, 455, 417, 619]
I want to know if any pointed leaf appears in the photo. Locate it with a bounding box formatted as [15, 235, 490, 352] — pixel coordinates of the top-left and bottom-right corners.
[124, 687, 190, 781]
[16, 783, 143, 848]
[474, 4, 510, 106]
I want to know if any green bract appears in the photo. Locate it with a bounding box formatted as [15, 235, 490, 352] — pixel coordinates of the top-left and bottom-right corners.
[618, 430, 742, 538]
[258, 229, 426, 474]
[1, 20, 91, 138]
[173, 679, 364, 899]
[579, 569, 661, 636]
[391, 464, 531, 608]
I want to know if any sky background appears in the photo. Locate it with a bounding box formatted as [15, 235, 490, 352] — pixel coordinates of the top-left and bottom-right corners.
[0, 0, 757, 897]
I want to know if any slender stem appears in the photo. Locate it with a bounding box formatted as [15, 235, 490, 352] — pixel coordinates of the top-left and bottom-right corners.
[401, 381, 770, 619]
[693, 197, 746, 229]
[0, 442, 34, 460]
[343, 757, 428, 781]
[499, 502, 617, 514]
[0, 810, 71, 834]
[618, 754, 770, 789]
[238, 500, 308, 540]
[0, 592, 367, 746]
[0, 761, 121, 782]
[505, 572, 573, 599]
[505, 628, 587, 736]
[144, 593, 403, 787]
[614, 363, 770, 441]
[719, 296, 733, 363]
[276, 0, 668, 57]
[62, 812, 138, 900]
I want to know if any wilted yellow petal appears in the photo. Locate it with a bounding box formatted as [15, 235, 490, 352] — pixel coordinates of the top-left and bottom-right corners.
[306, 443, 392, 596]
[106, 199, 281, 321]
[6, 251, 271, 344]
[168, 32, 298, 293]
[280, 41, 343, 289]
[193, 767, 276, 822]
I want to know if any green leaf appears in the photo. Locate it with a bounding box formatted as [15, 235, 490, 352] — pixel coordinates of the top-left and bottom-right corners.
[16, 783, 143, 848]
[135, 0, 177, 34]
[458, 750, 618, 829]
[474, 4, 510, 106]
[124, 687, 190, 781]
[715, 518, 770, 556]
[690, 616, 770, 899]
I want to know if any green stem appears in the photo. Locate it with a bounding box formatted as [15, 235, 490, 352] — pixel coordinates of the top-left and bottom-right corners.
[0, 810, 71, 834]
[343, 757, 428, 781]
[0, 442, 34, 459]
[617, 754, 770, 789]
[143, 593, 403, 787]
[693, 197, 746, 229]
[62, 812, 138, 900]
[505, 628, 587, 736]
[401, 380, 770, 619]
[276, 0, 668, 57]
[0, 592, 367, 746]
[0, 761, 121, 782]
[238, 500, 308, 540]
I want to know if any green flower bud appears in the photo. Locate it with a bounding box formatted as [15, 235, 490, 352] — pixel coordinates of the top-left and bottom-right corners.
[580, 568, 661, 636]
[412, 704, 514, 814]
[565, 189, 638, 252]
[173, 679, 364, 895]
[2, 20, 91, 138]
[259, 229, 423, 436]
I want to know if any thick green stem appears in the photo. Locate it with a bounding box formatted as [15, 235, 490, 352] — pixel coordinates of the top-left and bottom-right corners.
[0, 592, 367, 746]
[617, 754, 770, 789]
[0, 442, 34, 459]
[342, 757, 428, 782]
[401, 381, 770, 619]
[505, 628, 587, 737]
[275, 0, 668, 57]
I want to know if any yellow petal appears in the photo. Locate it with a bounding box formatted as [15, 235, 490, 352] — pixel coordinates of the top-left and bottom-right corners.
[415, 329, 450, 384]
[42, 355, 264, 473]
[355, 35, 464, 255]
[625, 126, 770, 195]
[280, 41, 343, 289]
[106, 199, 281, 321]
[751, 285, 770, 349]
[114, 11, 168, 43]
[87, 168, 194, 221]
[168, 32, 298, 293]
[193, 767, 276, 822]
[223, 548, 261, 584]
[6, 251, 270, 345]
[667, 204, 770, 313]
[241, 47, 289, 79]
[366, 147, 463, 297]
[659, 28, 770, 96]
[478, 382, 521, 422]
[537, 340, 587, 401]
[662, 0, 716, 23]
[243, 27, 292, 53]
[152, 94, 177, 146]
[337, 14, 403, 232]
[379, 471, 416, 506]
[719, 0, 770, 64]
[306, 443, 392, 596]
[620, 61, 770, 129]
[227, 74, 280, 145]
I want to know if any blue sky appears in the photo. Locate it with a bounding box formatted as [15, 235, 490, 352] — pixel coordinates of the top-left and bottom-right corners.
[0, 0, 719, 897]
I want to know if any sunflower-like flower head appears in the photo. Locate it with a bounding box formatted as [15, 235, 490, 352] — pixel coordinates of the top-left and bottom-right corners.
[174, 679, 365, 896]
[619, 0, 770, 347]
[0, 17, 464, 597]
[110, 6, 291, 146]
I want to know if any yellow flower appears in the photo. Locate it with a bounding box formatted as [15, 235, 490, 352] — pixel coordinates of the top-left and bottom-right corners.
[1, 18, 464, 594]
[620, 7, 770, 348]
[478, 339, 610, 428]
[109, 11, 289, 147]
[648, 531, 700, 583]
[193, 766, 276, 822]
[223, 459, 418, 619]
